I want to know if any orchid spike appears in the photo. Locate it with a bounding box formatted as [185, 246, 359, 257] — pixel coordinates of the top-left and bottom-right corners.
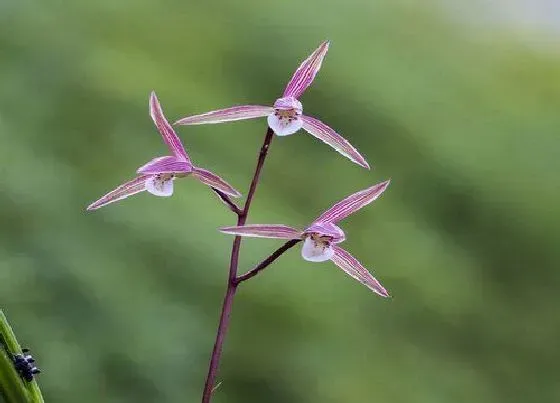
[219, 180, 390, 296]
[87, 92, 241, 211]
[175, 41, 370, 169]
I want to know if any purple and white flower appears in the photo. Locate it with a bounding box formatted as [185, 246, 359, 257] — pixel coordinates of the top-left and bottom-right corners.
[87, 92, 241, 211]
[220, 181, 390, 296]
[175, 41, 370, 169]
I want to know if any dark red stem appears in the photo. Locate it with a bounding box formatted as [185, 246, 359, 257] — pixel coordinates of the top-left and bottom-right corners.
[235, 239, 301, 284]
[201, 127, 274, 403]
[241, 127, 275, 217]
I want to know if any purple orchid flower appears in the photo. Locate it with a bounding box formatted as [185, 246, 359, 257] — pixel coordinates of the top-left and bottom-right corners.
[87, 92, 241, 211]
[175, 41, 370, 169]
[220, 180, 390, 296]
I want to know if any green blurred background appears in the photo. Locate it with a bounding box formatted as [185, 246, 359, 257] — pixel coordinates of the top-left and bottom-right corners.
[1, 0, 559, 402]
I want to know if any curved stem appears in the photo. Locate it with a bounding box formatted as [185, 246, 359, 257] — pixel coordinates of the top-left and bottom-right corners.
[235, 239, 301, 284]
[201, 127, 274, 403]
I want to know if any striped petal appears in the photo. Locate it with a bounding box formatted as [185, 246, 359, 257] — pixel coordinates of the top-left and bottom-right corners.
[150, 91, 190, 162]
[137, 156, 192, 175]
[315, 180, 390, 224]
[192, 166, 241, 198]
[175, 105, 273, 126]
[283, 40, 330, 99]
[220, 224, 303, 239]
[301, 115, 369, 169]
[331, 246, 389, 297]
[87, 175, 149, 211]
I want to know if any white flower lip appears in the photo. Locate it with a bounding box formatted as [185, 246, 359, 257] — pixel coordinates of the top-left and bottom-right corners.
[267, 113, 303, 136]
[301, 235, 334, 262]
[145, 174, 174, 197]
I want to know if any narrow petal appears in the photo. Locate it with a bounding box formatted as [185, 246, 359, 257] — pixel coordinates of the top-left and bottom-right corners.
[283, 40, 330, 99]
[331, 246, 389, 297]
[267, 114, 303, 136]
[145, 175, 174, 197]
[301, 236, 334, 262]
[220, 224, 302, 239]
[315, 180, 390, 224]
[150, 92, 190, 162]
[137, 155, 192, 175]
[87, 175, 149, 211]
[301, 115, 369, 168]
[191, 166, 242, 198]
[175, 105, 273, 126]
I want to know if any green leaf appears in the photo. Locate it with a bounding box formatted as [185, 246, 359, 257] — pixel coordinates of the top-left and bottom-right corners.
[0, 311, 45, 403]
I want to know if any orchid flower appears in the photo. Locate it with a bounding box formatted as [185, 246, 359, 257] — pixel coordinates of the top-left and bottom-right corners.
[87, 92, 241, 211]
[220, 181, 390, 296]
[175, 41, 370, 169]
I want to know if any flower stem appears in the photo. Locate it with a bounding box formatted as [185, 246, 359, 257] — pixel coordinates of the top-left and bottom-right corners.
[235, 239, 301, 284]
[241, 127, 274, 217]
[201, 127, 274, 403]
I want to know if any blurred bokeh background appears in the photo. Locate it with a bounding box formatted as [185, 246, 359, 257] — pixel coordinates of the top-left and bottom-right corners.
[1, 0, 559, 402]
